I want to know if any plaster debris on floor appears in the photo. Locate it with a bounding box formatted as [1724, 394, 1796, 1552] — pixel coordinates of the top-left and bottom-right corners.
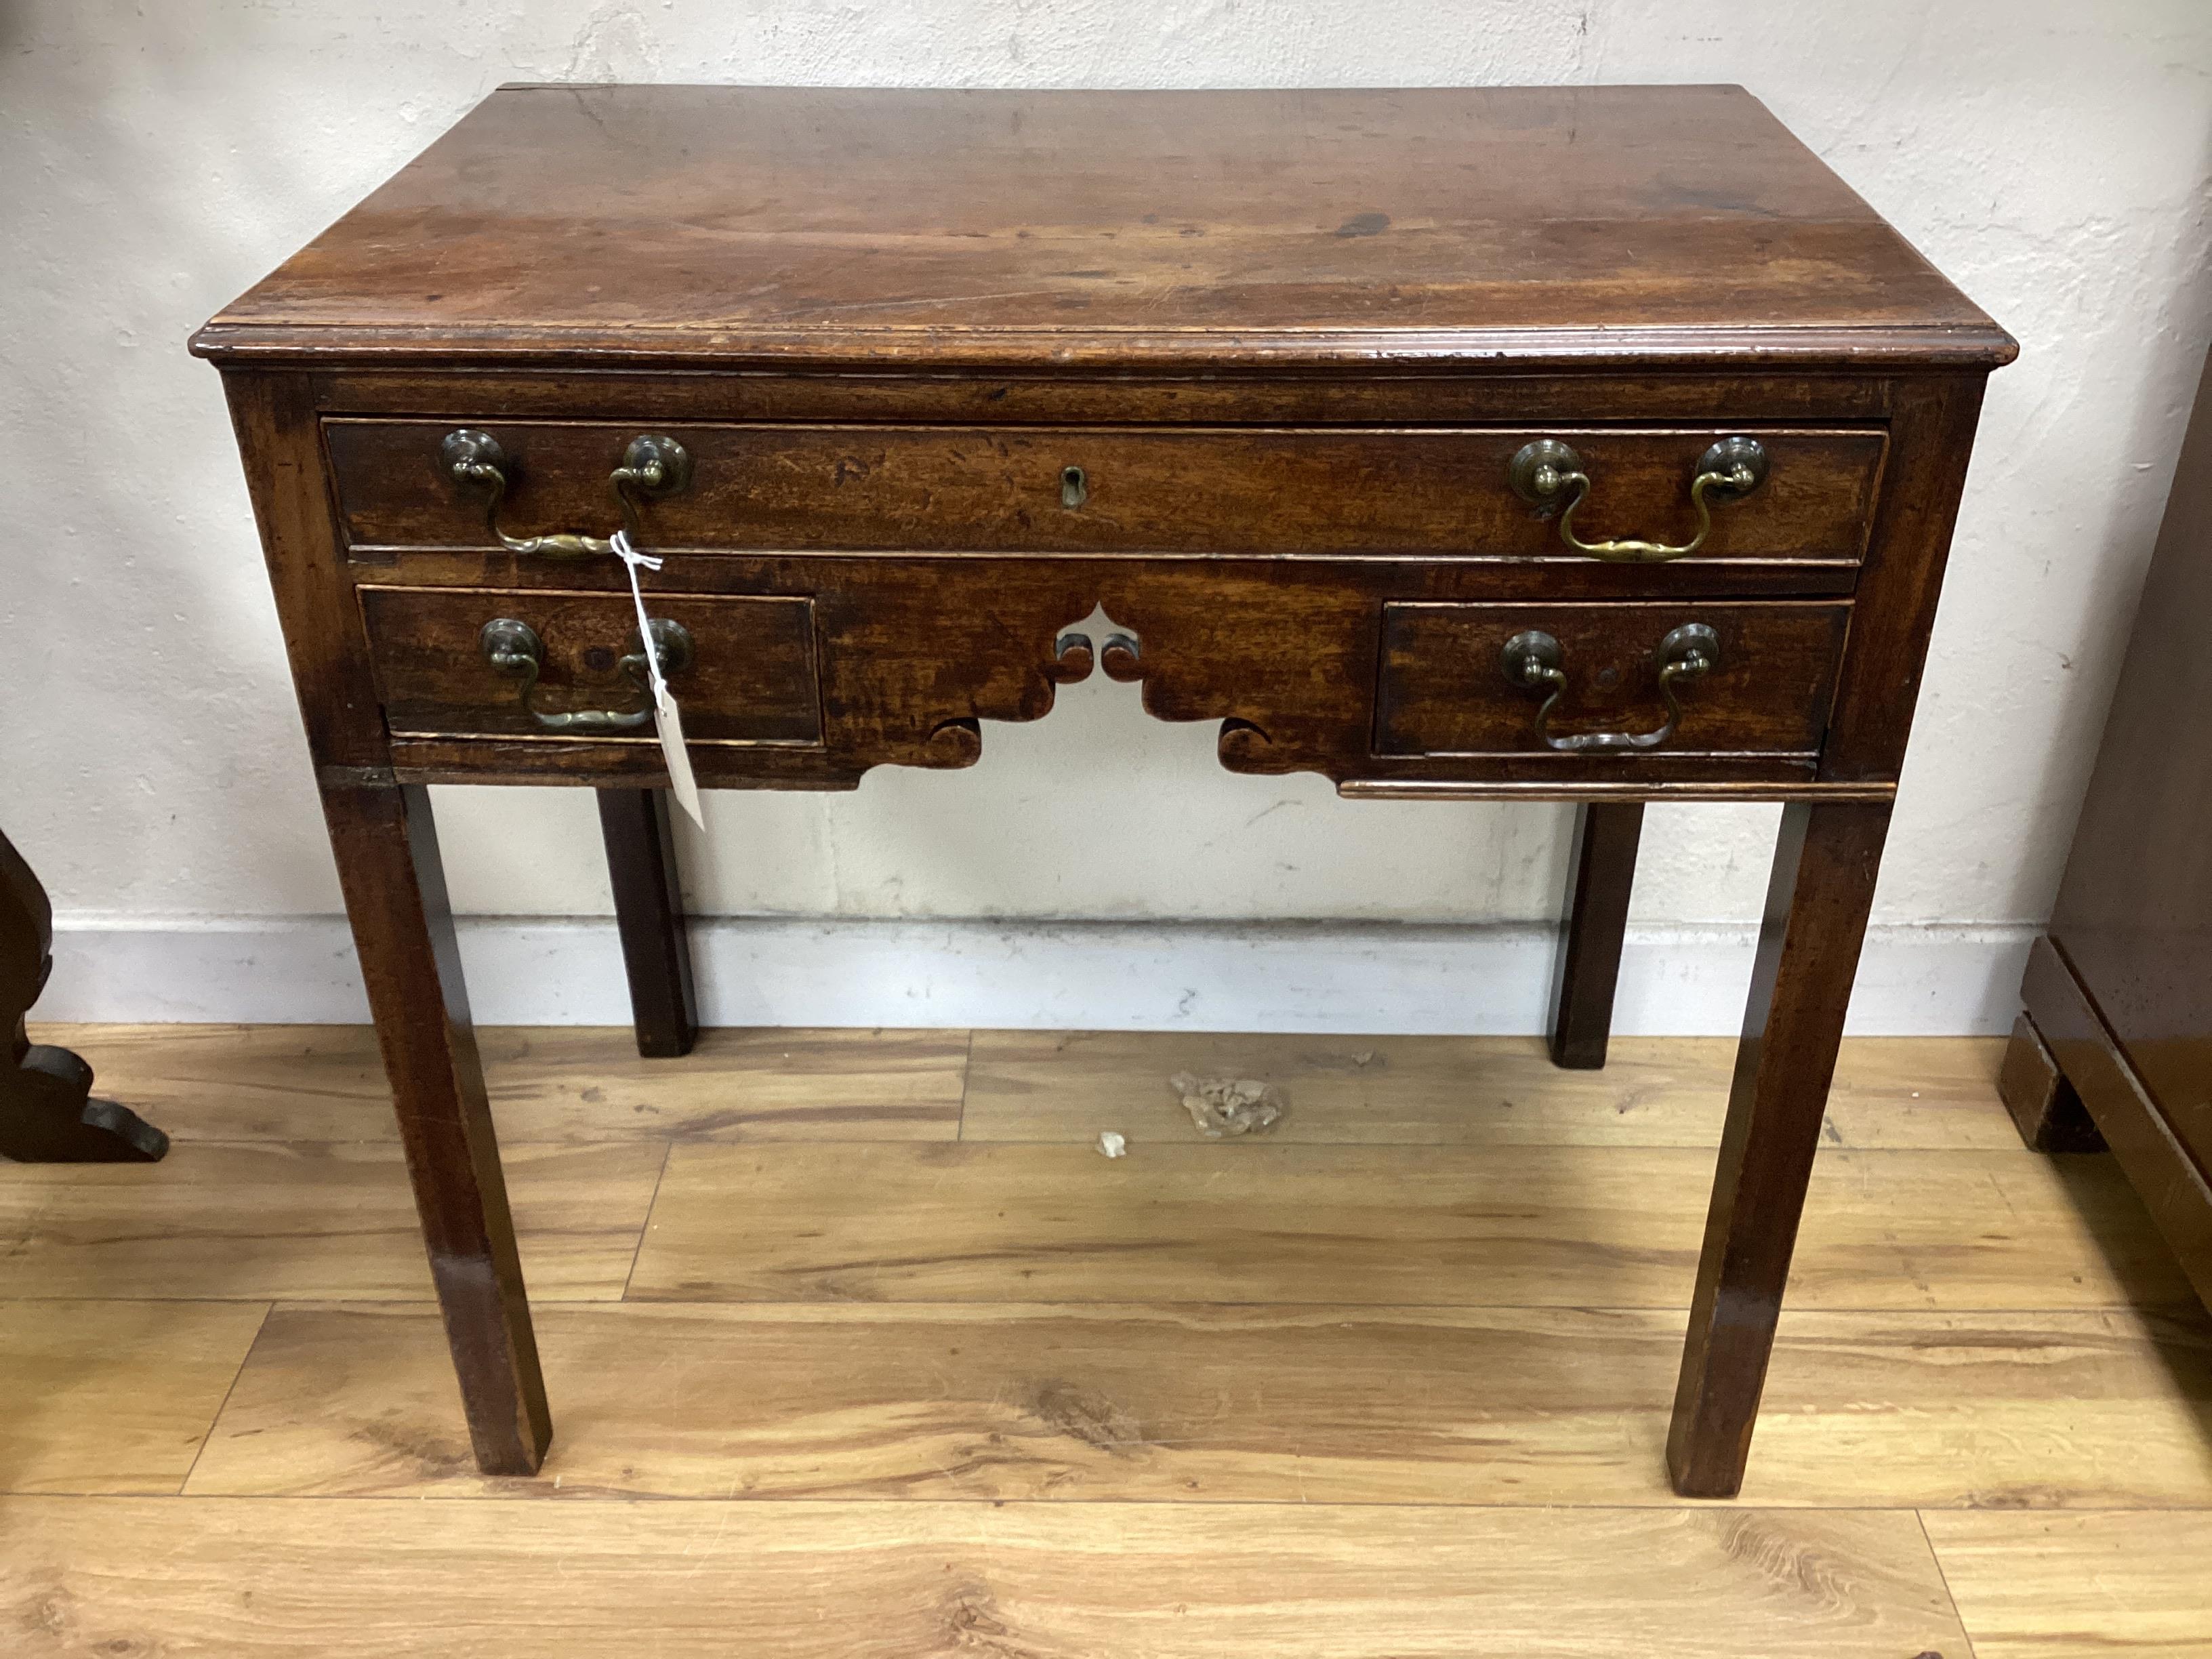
[1168, 1072, 1288, 1139]
[1096, 1130, 1128, 1158]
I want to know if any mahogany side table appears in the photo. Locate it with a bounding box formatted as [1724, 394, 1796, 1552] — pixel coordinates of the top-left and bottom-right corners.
[192, 84, 2013, 1496]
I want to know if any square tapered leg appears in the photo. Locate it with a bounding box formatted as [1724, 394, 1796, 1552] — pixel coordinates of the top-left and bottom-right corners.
[323, 780, 550, 1475]
[1666, 800, 1890, 1498]
[1549, 802, 1644, 1070]
[597, 788, 699, 1059]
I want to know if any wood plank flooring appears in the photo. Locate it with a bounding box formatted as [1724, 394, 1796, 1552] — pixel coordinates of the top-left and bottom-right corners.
[5, 1023, 2208, 1656]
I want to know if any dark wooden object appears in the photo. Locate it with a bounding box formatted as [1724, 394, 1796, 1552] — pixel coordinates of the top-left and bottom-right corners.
[194, 85, 2011, 1494]
[327, 420, 1889, 562]
[1550, 804, 1645, 1069]
[1996, 1010, 2103, 1153]
[1667, 800, 1890, 1493]
[323, 782, 549, 1473]
[0, 828, 168, 1163]
[2000, 346, 2212, 1313]
[596, 790, 698, 1059]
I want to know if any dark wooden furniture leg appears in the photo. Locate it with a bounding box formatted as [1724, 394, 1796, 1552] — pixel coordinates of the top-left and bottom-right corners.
[1666, 800, 1891, 1497]
[0, 827, 167, 1163]
[323, 780, 550, 1474]
[1996, 1008, 2104, 1152]
[596, 788, 698, 1058]
[1549, 802, 1644, 1069]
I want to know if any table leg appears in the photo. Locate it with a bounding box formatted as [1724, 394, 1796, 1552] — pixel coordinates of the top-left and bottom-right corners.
[322, 780, 550, 1475]
[1666, 800, 1890, 1498]
[596, 789, 699, 1059]
[1548, 803, 1643, 1069]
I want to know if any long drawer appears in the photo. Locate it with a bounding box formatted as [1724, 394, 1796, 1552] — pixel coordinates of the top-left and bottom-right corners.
[327, 421, 1885, 565]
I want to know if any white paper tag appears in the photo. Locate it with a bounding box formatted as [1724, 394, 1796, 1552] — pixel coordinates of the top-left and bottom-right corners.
[653, 682, 705, 828]
[611, 529, 705, 829]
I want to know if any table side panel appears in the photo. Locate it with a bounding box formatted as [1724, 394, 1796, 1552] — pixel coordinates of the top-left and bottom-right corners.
[1818, 374, 1990, 782]
[220, 372, 394, 773]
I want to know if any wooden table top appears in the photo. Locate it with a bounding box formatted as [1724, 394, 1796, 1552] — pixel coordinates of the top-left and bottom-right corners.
[192, 84, 2013, 373]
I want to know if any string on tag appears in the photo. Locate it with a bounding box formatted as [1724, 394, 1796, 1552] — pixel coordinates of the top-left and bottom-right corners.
[610, 529, 669, 696]
[609, 529, 705, 828]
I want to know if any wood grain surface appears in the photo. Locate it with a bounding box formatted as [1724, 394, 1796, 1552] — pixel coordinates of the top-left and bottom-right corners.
[3, 1027, 2202, 1654]
[339, 550, 1905, 797]
[0, 1300, 268, 1494]
[37, 1024, 2018, 1149]
[623, 1141, 2193, 1310]
[1919, 1511, 2212, 1658]
[181, 1301, 2212, 1511]
[962, 1031, 2020, 1149]
[29, 1024, 968, 1143]
[328, 420, 1886, 564]
[362, 586, 823, 744]
[191, 85, 2013, 370]
[1375, 599, 1849, 756]
[0, 1498, 1971, 1659]
[0, 1141, 663, 1300]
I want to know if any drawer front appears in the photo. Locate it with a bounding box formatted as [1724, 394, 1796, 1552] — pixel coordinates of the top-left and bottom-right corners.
[361, 587, 821, 744]
[1376, 601, 1849, 758]
[329, 421, 1885, 563]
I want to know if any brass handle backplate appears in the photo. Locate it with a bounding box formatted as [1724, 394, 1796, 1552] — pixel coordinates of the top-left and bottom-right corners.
[478, 616, 695, 731]
[1500, 622, 1720, 752]
[441, 430, 693, 559]
[1508, 436, 1767, 563]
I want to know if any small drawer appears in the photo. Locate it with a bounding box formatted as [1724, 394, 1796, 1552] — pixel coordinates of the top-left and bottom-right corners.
[360, 587, 821, 745]
[327, 420, 1885, 565]
[1376, 601, 1849, 758]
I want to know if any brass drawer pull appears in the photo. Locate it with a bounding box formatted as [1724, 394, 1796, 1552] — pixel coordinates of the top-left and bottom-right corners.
[441, 430, 692, 558]
[478, 616, 694, 731]
[1509, 437, 1767, 562]
[1500, 622, 1719, 752]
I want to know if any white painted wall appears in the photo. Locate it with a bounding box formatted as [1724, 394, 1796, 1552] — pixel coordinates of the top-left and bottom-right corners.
[5, 2, 2210, 1029]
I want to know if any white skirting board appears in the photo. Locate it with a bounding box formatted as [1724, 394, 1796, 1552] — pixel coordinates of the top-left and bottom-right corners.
[41, 915, 2034, 1035]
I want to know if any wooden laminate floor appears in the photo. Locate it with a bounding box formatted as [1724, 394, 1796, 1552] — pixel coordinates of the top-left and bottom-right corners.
[4, 1025, 2209, 1657]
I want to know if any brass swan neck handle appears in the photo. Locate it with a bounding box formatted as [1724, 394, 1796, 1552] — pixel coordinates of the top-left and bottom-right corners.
[1500, 622, 1720, 752]
[441, 430, 692, 559]
[1509, 436, 1768, 564]
[478, 616, 695, 732]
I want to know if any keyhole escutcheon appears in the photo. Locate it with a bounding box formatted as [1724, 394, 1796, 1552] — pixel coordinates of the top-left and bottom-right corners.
[1061, 465, 1088, 510]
